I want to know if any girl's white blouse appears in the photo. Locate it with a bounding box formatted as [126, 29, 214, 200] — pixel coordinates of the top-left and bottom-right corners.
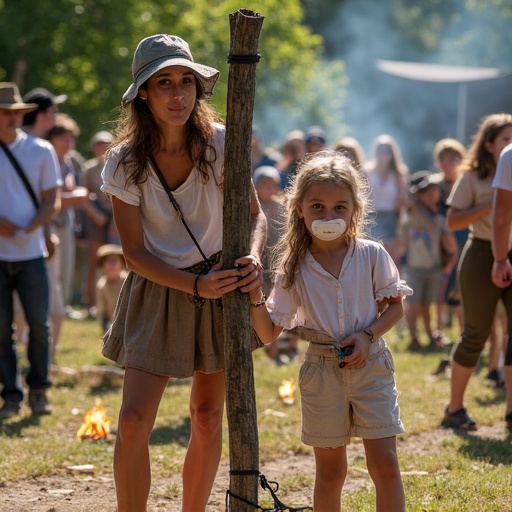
[268, 239, 412, 342]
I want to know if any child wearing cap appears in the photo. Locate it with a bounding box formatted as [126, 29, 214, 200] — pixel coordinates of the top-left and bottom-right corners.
[433, 138, 467, 334]
[397, 171, 458, 349]
[253, 165, 284, 297]
[95, 244, 127, 332]
[253, 166, 299, 364]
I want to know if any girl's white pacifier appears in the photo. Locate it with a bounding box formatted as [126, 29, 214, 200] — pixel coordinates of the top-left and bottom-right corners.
[311, 218, 347, 241]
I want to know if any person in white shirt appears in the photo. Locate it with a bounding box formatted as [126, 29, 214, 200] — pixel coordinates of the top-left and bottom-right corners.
[100, 34, 266, 511]
[364, 134, 409, 265]
[0, 82, 61, 419]
[491, 142, 512, 430]
[249, 150, 412, 512]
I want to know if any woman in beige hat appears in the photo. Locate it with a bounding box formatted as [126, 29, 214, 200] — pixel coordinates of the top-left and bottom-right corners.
[100, 35, 266, 511]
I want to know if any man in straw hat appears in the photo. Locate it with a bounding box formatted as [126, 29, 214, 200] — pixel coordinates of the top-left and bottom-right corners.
[0, 82, 62, 419]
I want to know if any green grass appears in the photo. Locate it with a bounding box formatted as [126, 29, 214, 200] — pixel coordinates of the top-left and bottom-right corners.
[1, 317, 511, 511]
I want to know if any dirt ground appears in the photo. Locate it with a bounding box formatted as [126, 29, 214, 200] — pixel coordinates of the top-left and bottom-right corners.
[1, 423, 509, 512]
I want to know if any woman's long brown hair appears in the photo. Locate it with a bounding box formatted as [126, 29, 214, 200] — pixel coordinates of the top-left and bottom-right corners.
[111, 81, 221, 186]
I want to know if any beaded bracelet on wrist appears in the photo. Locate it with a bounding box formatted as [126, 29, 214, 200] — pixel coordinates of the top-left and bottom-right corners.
[250, 295, 267, 308]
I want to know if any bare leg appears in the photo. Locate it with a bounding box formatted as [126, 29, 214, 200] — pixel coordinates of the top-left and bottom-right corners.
[114, 367, 169, 512]
[50, 311, 64, 363]
[86, 240, 102, 311]
[182, 371, 225, 511]
[421, 303, 433, 339]
[363, 437, 405, 512]
[447, 360, 474, 412]
[406, 303, 421, 346]
[312, 445, 347, 512]
[453, 305, 464, 336]
[437, 276, 448, 332]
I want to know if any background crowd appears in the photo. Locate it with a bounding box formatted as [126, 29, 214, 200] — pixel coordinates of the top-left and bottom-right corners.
[0, 80, 510, 433]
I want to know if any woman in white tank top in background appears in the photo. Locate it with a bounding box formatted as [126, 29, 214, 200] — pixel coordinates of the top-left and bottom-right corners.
[365, 134, 409, 265]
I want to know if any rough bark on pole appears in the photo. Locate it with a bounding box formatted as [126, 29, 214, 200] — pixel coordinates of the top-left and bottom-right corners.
[222, 8, 264, 512]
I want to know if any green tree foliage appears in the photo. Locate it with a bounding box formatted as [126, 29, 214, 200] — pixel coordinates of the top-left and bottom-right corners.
[0, 0, 347, 153]
[391, 0, 512, 66]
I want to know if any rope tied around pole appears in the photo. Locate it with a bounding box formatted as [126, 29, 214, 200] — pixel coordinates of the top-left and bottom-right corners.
[226, 472, 313, 511]
[227, 52, 262, 64]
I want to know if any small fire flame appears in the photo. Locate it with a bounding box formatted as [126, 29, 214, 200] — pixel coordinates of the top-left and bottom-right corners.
[278, 378, 296, 405]
[76, 399, 112, 440]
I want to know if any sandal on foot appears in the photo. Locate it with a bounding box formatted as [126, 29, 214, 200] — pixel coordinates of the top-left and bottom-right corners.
[505, 412, 512, 432]
[442, 407, 477, 431]
[429, 333, 449, 348]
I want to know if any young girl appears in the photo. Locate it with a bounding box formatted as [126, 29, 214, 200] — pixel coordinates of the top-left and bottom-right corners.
[249, 150, 412, 512]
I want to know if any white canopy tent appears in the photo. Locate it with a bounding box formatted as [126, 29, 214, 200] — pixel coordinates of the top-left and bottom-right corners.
[376, 59, 512, 143]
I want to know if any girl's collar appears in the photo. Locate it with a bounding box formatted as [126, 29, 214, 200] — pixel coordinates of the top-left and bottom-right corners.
[306, 238, 356, 278]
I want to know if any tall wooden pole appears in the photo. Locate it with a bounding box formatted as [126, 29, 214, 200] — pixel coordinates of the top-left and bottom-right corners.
[222, 8, 264, 512]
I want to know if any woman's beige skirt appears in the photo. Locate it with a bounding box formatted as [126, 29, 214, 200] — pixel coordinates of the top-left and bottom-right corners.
[102, 271, 229, 378]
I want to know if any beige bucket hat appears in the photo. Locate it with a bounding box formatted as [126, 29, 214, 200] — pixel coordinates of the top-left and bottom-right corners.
[122, 34, 220, 105]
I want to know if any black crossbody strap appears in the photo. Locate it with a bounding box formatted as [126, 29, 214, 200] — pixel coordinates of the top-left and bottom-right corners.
[149, 155, 212, 270]
[0, 139, 40, 209]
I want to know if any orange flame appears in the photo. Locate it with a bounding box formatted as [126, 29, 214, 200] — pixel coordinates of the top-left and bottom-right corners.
[278, 378, 296, 405]
[76, 399, 112, 440]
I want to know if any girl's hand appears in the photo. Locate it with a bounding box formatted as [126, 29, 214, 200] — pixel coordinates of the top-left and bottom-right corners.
[233, 255, 264, 293]
[339, 332, 371, 369]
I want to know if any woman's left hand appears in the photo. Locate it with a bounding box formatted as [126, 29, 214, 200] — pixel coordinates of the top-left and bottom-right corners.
[233, 255, 264, 293]
[338, 332, 371, 369]
[492, 259, 512, 288]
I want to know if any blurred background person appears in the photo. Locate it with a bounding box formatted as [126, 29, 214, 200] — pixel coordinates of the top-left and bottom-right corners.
[47, 113, 84, 310]
[22, 87, 67, 139]
[13, 87, 68, 344]
[276, 129, 306, 191]
[253, 165, 284, 298]
[442, 113, 512, 431]
[95, 244, 127, 333]
[397, 171, 458, 350]
[46, 114, 105, 360]
[251, 125, 278, 174]
[83, 130, 117, 318]
[332, 135, 366, 169]
[434, 138, 467, 338]
[364, 134, 409, 265]
[252, 165, 298, 364]
[491, 141, 512, 426]
[0, 83, 61, 418]
[305, 125, 327, 154]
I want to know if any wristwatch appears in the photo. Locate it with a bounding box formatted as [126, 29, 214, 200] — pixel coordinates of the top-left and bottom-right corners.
[363, 329, 375, 343]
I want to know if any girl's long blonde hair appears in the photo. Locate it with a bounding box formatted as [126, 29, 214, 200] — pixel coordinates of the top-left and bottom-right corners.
[460, 112, 512, 180]
[276, 150, 372, 288]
